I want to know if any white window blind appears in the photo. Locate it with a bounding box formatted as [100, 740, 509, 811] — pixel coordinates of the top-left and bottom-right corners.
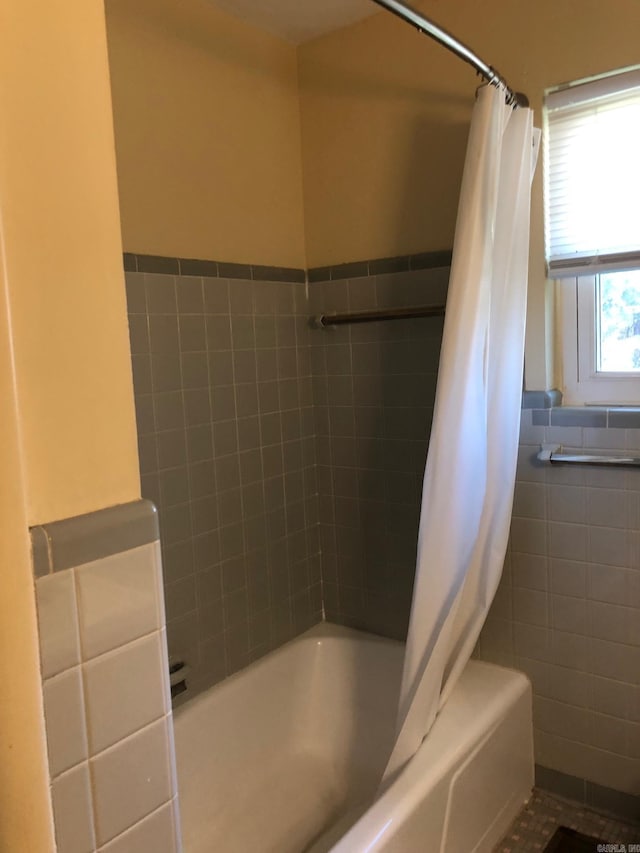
[544, 67, 640, 277]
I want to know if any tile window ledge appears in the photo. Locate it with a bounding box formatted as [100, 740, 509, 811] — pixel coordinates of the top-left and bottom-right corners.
[531, 405, 640, 429]
[523, 391, 640, 428]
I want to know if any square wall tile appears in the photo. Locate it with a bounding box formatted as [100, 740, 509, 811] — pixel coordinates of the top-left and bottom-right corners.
[588, 563, 630, 606]
[590, 675, 630, 719]
[97, 801, 179, 853]
[588, 525, 630, 567]
[513, 586, 548, 627]
[588, 600, 634, 645]
[588, 637, 640, 684]
[75, 543, 163, 660]
[513, 482, 546, 520]
[43, 666, 88, 777]
[586, 488, 629, 529]
[514, 621, 551, 663]
[549, 559, 586, 598]
[145, 275, 176, 314]
[91, 718, 173, 846]
[590, 710, 627, 754]
[548, 522, 587, 561]
[551, 594, 587, 635]
[544, 663, 590, 708]
[510, 517, 547, 556]
[550, 629, 587, 671]
[548, 485, 585, 524]
[83, 632, 169, 754]
[36, 570, 81, 678]
[512, 552, 548, 591]
[534, 696, 591, 743]
[51, 762, 95, 853]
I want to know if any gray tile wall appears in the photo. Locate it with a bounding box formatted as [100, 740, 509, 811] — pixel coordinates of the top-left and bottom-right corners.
[125, 254, 640, 801]
[125, 270, 321, 699]
[308, 267, 448, 639]
[477, 409, 640, 798]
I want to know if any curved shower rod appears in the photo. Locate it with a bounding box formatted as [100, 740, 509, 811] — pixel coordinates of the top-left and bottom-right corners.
[370, 0, 527, 107]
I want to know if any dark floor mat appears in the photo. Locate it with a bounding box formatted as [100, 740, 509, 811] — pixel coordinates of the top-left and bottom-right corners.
[544, 825, 605, 852]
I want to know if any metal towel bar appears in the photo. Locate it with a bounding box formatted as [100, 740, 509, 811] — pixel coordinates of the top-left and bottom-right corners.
[537, 444, 640, 467]
[312, 304, 445, 327]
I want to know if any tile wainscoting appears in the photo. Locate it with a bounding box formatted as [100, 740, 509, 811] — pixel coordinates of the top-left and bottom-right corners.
[477, 408, 640, 811]
[123, 249, 639, 813]
[32, 500, 181, 853]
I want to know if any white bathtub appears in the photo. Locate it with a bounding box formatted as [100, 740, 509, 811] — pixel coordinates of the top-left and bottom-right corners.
[173, 624, 533, 853]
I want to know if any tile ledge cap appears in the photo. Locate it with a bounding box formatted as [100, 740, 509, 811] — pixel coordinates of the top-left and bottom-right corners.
[31, 499, 158, 575]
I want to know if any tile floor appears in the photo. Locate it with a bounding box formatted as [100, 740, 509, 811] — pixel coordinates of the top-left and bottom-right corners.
[494, 789, 640, 852]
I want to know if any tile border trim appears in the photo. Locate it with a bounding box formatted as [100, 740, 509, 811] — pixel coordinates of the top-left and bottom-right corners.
[530, 403, 640, 428]
[31, 499, 159, 576]
[522, 389, 563, 410]
[124, 253, 306, 284]
[123, 249, 454, 283]
[535, 765, 640, 823]
[524, 390, 640, 425]
[306, 249, 453, 282]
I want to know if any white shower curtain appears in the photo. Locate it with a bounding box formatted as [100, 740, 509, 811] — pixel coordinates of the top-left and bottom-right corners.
[384, 85, 540, 782]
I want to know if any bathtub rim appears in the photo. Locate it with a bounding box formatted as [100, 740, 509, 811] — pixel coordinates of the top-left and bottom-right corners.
[172, 621, 403, 725]
[329, 656, 534, 851]
[171, 621, 533, 853]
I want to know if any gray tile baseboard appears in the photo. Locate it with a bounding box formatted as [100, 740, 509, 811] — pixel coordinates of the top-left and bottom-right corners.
[535, 765, 640, 824]
[31, 499, 159, 576]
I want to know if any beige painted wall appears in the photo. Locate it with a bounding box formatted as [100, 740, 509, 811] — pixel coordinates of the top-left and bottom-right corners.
[299, 0, 640, 265]
[105, 0, 640, 388]
[105, 0, 306, 268]
[0, 0, 141, 843]
[1, 0, 140, 526]
[0, 271, 54, 853]
[298, 0, 640, 388]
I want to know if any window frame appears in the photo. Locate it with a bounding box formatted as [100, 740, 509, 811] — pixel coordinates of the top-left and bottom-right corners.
[546, 67, 640, 405]
[559, 274, 640, 405]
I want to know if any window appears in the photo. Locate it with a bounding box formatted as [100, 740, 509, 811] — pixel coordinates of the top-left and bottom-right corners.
[544, 67, 640, 404]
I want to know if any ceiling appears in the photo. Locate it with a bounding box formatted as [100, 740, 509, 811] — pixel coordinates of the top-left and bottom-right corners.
[206, 0, 378, 44]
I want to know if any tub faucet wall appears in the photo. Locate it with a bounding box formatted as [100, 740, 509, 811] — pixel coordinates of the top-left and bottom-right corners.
[125, 257, 322, 700]
[309, 255, 449, 640]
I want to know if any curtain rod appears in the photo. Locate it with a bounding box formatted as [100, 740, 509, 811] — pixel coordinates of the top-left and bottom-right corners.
[369, 0, 526, 107]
